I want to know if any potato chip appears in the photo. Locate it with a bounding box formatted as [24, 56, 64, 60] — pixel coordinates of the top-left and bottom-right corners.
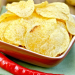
[0, 21, 9, 41]
[68, 14, 75, 23]
[35, 1, 48, 9]
[0, 16, 20, 42]
[3, 16, 20, 22]
[56, 20, 72, 41]
[35, 2, 70, 20]
[0, 11, 16, 22]
[25, 24, 70, 57]
[66, 14, 75, 35]
[24, 12, 57, 31]
[56, 20, 67, 30]
[66, 21, 75, 35]
[48, 2, 70, 15]
[0, 12, 19, 41]
[4, 18, 27, 46]
[6, 0, 34, 17]
[45, 27, 70, 57]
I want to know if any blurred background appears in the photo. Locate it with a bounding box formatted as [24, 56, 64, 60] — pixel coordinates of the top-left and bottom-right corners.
[0, 0, 75, 15]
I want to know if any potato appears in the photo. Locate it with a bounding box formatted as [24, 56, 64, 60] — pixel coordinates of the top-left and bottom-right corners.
[66, 0, 75, 6]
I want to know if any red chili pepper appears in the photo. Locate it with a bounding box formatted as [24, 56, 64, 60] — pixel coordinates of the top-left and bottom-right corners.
[0, 52, 64, 75]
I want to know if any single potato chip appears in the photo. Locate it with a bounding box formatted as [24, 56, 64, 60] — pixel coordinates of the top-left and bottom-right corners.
[6, 0, 34, 17]
[48, 2, 70, 15]
[25, 24, 70, 57]
[0, 12, 19, 41]
[4, 18, 27, 46]
[35, 1, 48, 9]
[35, 2, 70, 20]
[56, 20, 67, 30]
[66, 14, 75, 35]
[68, 14, 75, 23]
[3, 16, 19, 22]
[66, 21, 75, 35]
[0, 11, 16, 22]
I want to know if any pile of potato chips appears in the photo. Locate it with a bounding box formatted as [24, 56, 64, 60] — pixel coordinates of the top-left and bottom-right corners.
[0, 0, 75, 57]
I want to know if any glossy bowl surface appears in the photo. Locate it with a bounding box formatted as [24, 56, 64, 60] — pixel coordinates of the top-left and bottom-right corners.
[0, 15, 75, 67]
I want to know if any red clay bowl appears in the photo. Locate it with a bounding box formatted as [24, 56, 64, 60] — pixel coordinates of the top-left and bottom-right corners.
[0, 15, 75, 67]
